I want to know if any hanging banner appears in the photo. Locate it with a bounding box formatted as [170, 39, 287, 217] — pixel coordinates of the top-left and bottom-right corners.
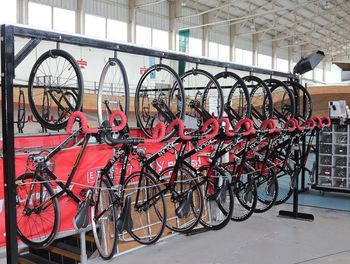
[178, 30, 189, 76]
[0, 131, 211, 248]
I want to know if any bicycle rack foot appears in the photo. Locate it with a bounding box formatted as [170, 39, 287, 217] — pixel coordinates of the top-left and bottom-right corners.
[278, 210, 314, 221]
[80, 231, 88, 264]
[185, 227, 210, 236]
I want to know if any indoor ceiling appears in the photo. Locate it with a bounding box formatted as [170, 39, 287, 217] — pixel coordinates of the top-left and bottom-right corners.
[173, 0, 350, 62]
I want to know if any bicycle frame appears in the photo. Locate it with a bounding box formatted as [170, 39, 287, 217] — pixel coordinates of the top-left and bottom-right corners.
[93, 144, 131, 222]
[31, 129, 91, 205]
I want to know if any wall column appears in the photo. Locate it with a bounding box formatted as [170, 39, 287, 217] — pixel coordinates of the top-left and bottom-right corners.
[17, 0, 28, 24]
[169, 0, 181, 50]
[252, 34, 258, 66]
[202, 13, 210, 57]
[229, 25, 236, 62]
[272, 41, 277, 70]
[76, 0, 85, 34]
[288, 43, 293, 73]
[128, 0, 136, 43]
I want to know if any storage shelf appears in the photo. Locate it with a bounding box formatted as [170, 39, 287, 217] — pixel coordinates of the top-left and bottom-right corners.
[315, 119, 350, 192]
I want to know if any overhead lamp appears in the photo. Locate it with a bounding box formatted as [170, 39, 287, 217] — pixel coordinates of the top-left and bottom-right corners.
[181, 0, 187, 7]
[293, 50, 325, 74]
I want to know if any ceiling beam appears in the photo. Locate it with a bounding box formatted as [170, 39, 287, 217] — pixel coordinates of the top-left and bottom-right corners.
[178, 0, 318, 31]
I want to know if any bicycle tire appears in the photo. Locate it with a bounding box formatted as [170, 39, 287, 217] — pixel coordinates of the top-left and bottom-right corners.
[264, 78, 296, 125]
[180, 68, 224, 123]
[254, 167, 279, 213]
[28, 49, 84, 130]
[91, 176, 118, 260]
[16, 173, 60, 249]
[123, 171, 167, 245]
[197, 165, 234, 230]
[159, 166, 204, 233]
[97, 57, 129, 126]
[274, 163, 294, 205]
[135, 64, 185, 141]
[273, 150, 296, 205]
[222, 162, 258, 221]
[215, 71, 251, 126]
[284, 81, 312, 121]
[242, 75, 273, 127]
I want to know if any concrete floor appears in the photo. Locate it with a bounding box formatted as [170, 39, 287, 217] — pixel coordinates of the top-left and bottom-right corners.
[89, 204, 350, 264]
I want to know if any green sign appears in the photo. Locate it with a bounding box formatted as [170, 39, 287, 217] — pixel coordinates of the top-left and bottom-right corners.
[178, 29, 189, 76]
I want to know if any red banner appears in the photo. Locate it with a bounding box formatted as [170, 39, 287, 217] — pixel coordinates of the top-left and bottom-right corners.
[0, 131, 211, 248]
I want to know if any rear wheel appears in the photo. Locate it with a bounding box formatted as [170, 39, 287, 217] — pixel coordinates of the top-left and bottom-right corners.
[123, 172, 167, 245]
[159, 166, 204, 233]
[198, 166, 234, 230]
[222, 162, 258, 221]
[254, 167, 279, 213]
[91, 177, 118, 260]
[16, 173, 60, 249]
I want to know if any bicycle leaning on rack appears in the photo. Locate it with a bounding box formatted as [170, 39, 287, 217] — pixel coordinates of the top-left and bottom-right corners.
[15, 110, 127, 249]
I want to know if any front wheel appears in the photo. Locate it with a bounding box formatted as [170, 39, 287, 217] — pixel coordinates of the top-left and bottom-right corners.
[91, 177, 118, 260]
[198, 166, 234, 230]
[16, 173, 60, 249]
[28, 49, 84, 130]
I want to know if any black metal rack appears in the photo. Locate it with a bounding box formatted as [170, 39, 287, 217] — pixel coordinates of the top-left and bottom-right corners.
[1, 24, 299, 263]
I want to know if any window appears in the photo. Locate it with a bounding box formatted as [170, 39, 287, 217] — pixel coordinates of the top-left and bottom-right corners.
[53, 8, 75, 33]
[85, 14, 106, 38]
[277, 58, 289, 72]
[28, 2, 52, 29]
[242, 49, 253, 66]
[152, 29, 168, 50]
[136, 25, 152, 46]
[218, 44, 229, 61]
[0, 0, 16, 23]
[314, 67, 323, 82]
[303, 70, 313, 80]
[189, 37, 202, 56]
[107, 19, 127, 42]
[209, 42, 218, 58]
[258, 54, 272, 69]
[235, 48, 243, 64]
[209, 42, 229, 61]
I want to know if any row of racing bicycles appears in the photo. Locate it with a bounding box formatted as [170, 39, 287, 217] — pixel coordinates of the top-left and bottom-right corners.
[16, 49, 330, 260]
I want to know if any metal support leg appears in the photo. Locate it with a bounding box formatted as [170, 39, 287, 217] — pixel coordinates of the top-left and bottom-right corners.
[279, 144, 314, 221]
[80, 231, 88, 264]
[1, 24, 18, 264]
[299, 135, 309, 193]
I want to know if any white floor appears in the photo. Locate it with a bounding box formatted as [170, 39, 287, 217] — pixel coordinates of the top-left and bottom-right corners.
[89, 204, 350, 264]
[1, 204, 349, 263]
